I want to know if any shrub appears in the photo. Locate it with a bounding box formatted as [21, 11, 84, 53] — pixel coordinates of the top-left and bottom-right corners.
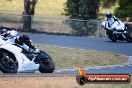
[114, 0, 132, 20]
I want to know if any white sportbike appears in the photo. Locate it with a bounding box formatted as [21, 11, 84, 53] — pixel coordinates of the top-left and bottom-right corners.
[101, 19, 132, 43]
[0, 38, 55, 73]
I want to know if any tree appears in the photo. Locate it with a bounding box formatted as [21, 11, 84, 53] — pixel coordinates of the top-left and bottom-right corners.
[79, 0, 99, 20]
[114, 0, 132, 20]
[64, 0, 99, 20]
[23, 0, 38, 31]
[102, 0, 116, 8]
[64, 0, 99, 36]
[64, 0, 80, 19]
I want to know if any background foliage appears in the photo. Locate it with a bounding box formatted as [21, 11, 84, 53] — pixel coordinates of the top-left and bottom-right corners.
[64, 0, 99, 20]
[114, 0, 132, 20]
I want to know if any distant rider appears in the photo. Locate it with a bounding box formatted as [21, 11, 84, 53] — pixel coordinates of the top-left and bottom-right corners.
[102, 11, 125, 31]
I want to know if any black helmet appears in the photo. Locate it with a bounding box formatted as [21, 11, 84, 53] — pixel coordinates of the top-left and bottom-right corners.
[19, 35, 30, 43]
[105, 11, 112, 18]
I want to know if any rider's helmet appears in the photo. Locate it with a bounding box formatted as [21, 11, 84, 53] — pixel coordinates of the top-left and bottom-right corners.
[15, 34, 36, 50]
[19, 35, 30, 44]
[16, 35, 30, 45]
[105, 11, 112, 18]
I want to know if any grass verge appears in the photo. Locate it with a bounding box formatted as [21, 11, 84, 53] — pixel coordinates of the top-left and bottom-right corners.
[37, 44, 128, 69]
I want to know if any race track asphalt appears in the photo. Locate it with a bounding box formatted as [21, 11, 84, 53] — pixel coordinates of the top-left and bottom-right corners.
[25, 33, 132, 56]
[21, 33, 132, 74]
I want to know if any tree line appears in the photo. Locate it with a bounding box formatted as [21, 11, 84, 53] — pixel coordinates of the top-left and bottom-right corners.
[64, 0, 132, 20]
[13, 0, 132, 30]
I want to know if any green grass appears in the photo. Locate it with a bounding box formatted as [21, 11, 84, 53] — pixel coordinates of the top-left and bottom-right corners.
[37, 44, 128, 69]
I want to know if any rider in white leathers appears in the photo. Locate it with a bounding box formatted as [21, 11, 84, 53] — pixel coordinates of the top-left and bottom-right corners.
[102, 11, 125, 31]
[101, 11, 128, 39]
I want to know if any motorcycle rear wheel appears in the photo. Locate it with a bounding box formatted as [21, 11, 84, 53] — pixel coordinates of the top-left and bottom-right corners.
[126, 38, 132, 43]
[124, 33, 132, 43]
[0, 49, 18, 73]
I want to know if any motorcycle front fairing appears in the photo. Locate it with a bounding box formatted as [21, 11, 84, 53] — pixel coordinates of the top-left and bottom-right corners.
[111, 21, 125, 31]
[0, 44, 39, 73]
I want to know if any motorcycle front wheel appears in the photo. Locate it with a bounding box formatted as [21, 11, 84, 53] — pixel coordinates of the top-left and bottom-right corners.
[109, 34, 117, 42]
[38, 51, 55, 73]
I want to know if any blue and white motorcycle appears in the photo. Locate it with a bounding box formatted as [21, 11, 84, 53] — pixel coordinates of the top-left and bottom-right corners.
[101, 19, 132, 43]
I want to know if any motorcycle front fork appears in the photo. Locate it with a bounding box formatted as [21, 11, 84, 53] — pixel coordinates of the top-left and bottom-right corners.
[122, 33, 126, 39]
[113, 31, 128, 39]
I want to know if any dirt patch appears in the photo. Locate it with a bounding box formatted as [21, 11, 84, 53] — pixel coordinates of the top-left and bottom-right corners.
[0, 76, 77, 88]
[0, 76, 132, 88]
